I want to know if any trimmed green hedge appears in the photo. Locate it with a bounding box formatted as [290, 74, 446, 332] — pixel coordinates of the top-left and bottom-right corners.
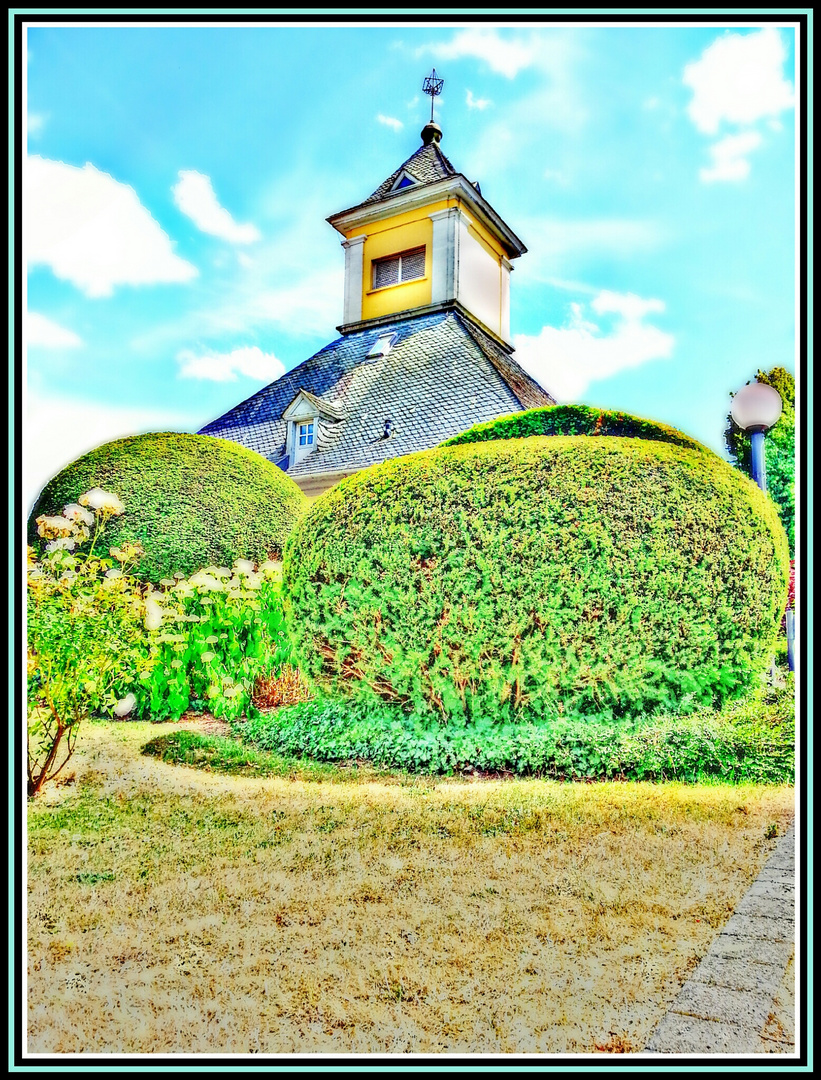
[29, 432, 306, 584]
[442, 404, 711, 454]
[284, 437, 789, 726]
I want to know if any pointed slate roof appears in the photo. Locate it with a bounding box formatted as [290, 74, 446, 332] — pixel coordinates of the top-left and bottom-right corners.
[199, 309, 554, 482]
[361, 140, 459, 206]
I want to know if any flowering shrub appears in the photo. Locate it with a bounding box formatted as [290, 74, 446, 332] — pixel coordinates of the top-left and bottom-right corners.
[27, 489, 295, 794]
[780, 559, 795, 637]
[140, 560, 293, 722]
[27, 492, 149, 797]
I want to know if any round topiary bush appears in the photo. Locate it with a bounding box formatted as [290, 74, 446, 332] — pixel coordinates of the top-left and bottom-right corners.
[442, 404, 710, 454]
[29, 432, 306, 583]
[284, 437, 789, 727]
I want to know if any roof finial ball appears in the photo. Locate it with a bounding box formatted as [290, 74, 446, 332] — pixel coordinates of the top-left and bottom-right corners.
[421, 68, 444, 145]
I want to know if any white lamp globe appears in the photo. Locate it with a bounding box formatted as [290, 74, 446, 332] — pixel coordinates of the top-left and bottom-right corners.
[730, 382, 783, 431]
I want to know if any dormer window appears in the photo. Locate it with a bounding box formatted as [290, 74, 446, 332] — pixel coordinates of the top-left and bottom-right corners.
[372, 247, 426, 290]
[293, 418, 317, 464]
[389, 170, 418, 193]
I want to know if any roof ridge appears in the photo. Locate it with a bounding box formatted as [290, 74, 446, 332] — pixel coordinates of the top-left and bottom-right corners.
[430, 141, 457, 175]
[453, 311, 556, 411]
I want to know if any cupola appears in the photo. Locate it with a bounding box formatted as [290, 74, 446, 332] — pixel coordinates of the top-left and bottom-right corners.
[326, 72, 526, 346]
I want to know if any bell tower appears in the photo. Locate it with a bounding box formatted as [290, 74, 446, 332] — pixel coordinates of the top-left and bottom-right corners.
[326, 71, 526, 346]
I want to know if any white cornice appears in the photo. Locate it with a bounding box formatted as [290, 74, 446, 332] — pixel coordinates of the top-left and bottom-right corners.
[327, 174, 527, 259]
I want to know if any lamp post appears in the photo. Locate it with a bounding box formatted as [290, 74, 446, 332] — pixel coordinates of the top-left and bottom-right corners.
[730, 381, 793, 671]
[730, 381, 783, 492]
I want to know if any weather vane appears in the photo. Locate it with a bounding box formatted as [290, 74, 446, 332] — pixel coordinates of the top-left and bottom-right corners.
[422, 68, 444, 123]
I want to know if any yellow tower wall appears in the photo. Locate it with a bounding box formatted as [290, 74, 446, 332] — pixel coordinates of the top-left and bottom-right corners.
[345, 197, 511, 331]
[350, 202, 445, 321]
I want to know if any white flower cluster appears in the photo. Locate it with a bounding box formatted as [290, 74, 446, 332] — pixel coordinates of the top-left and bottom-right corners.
[78, 488, 125, 515]
[64, 503, 95, 527]
[145, 595, 165, 631]
[113, 693, 137, 717]
[35, 488, 125, 554]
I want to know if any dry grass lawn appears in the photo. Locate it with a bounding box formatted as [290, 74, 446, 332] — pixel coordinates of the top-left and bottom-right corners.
[27, 719, 794, 1056]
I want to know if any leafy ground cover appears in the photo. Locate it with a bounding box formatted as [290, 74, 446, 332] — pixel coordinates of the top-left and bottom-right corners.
[236, 680, 794, 784]
[142, 728, 394, 784]
[27, 719, 793, 1054]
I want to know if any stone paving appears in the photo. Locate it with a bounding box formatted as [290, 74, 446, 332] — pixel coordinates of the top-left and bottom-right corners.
[759, 951, 796, 1053]
[642, 821, 797, 1055]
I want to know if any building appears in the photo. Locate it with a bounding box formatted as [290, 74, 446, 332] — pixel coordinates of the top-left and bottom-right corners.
[200, 110, 554, 497]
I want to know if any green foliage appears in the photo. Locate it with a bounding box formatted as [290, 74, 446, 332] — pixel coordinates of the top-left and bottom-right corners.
[141, 729, 357, 782]
[28, 492, 295, 786]
[28, 432, 306, 584]
[442, 404, 710, 454]
[725, 368, 795, 555]
[240, 680, 794, 784]
[143, 563, 293, 722]
[27, 507, 150, 797]
[284, 437, 789, 727]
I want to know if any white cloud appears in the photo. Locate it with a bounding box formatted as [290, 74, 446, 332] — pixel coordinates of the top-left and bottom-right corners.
[683, 27, 794, 135]
[177, 345, 285, 383]
[27, 311, 82, 348]
[27, 112, 45, 136]
[699, 131, 763, 183]
[421, 28, 539, 78]
[377, 114, 403, 131]
[129, 240, 342, 356]
[172, 170, 261, 244]
[513, 290, 674, 401]
[24, 390, 194, 513]
[591, 290, 665, 321]
[26, 155, 198, 298]
[466, 89, 492, 110]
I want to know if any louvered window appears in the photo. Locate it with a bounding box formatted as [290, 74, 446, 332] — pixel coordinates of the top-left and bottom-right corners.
[372, 247, 426, 289]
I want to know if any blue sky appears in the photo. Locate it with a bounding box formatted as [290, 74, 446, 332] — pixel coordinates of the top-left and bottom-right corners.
[23, 21, 798, 509]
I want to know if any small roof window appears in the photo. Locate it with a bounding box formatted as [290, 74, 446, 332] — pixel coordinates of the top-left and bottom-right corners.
[366, 332, 398, 360]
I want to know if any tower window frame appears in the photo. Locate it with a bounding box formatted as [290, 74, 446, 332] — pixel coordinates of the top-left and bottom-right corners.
[297, 421, 315, 447]
[371, 246, 426, 290]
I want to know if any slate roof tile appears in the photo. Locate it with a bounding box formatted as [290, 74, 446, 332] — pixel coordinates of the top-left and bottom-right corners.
[199, 309, 555, 480]
[361, 142, 458, 207]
